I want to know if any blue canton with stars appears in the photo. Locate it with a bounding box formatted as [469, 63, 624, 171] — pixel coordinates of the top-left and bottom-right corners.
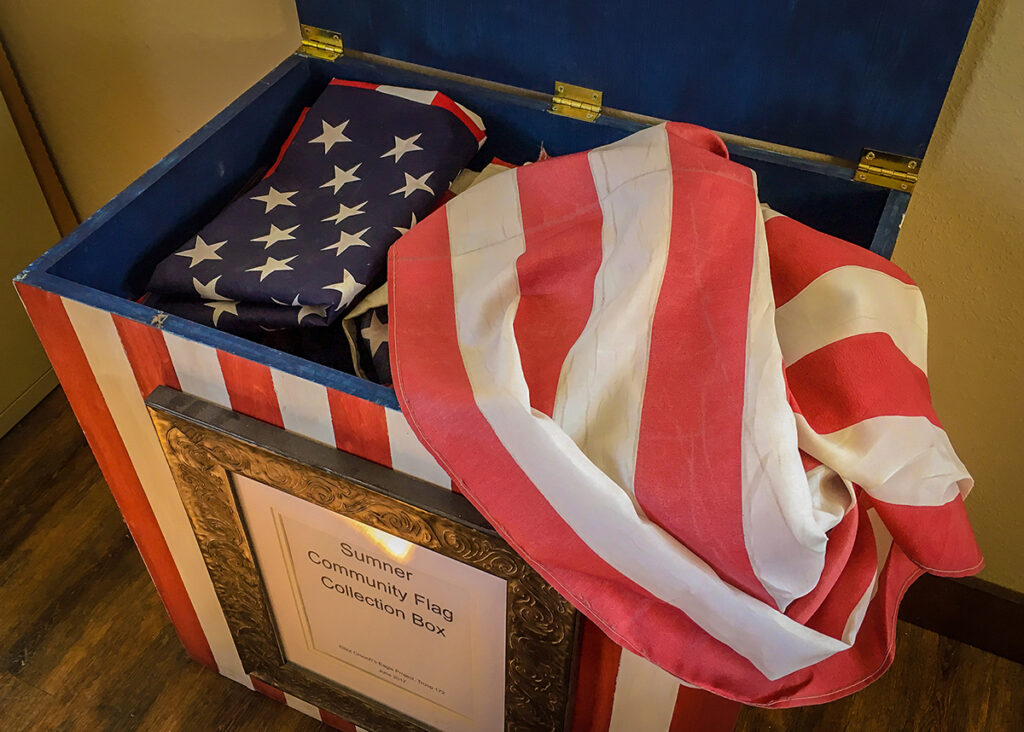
[146, 82, 481, 335]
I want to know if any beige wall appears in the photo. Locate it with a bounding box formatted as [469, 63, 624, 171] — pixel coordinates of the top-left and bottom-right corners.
[1, 2, 1020, 591]
[0, 0, 299, 217]
[895, 0, 1024, 593]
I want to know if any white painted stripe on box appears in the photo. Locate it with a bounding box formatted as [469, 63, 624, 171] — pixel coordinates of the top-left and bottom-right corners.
[283, 693, 321, 719]
[61, 299, 250, 688]
[163, 331, 232, 408]
[270, 368, 336, 446]
[608, 650, 680, 732]
[385, 407, 452, 489]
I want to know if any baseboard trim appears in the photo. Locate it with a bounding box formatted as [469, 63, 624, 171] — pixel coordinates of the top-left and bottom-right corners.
[899, 573, 1024, 664]
[0, 368, 58, 439]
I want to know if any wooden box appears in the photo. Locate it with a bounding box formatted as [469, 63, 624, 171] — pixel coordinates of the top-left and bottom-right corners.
[15, 1, 979, 729]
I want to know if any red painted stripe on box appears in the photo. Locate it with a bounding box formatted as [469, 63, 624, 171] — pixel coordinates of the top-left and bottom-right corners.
[218, 351, 285, 428]
[319, 709, 358, 731]
[326, 387, 391, 467]
[669, 686, 742, 732]
[263, 107, 310, 179]
[112, 316, 181, 394]
[571, 620, 622, 732]
[15, 284, 217, 671]
[250, 676, 286, 704]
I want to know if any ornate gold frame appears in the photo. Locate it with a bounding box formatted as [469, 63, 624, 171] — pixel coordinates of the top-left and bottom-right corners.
[146, 386, 579, 731]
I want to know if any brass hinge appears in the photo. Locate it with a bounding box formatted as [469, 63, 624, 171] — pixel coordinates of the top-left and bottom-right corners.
[299, 25, 344, 61]
[854, 149, 921, 193]
[550, 82, 603, 121]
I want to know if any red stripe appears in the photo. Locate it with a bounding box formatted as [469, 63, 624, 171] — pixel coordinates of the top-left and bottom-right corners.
[16, 285, 217, 671]
[513, 154, 603, 416]
[570, 621, 622, 732]
[217, 351, 284, 428]
[868, 494, 982, 575]
[786, 332, 939, 434]
[319, 709, 358, 731]
[430, 93, 486, 142]
[329, 79, 380, 90]
[765, 215, 916, 307]
[263, 107, 309, 179]
[783, 497, 859, 624]
[632, 126, 773, 605]
[250, 676, 286, 704]
[669, 686, 742, 732]
[326, 388, 391, 467]
[112, 316, 180, 394]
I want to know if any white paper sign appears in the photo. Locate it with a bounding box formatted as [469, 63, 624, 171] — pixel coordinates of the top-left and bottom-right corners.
[234, 474, 507, 732]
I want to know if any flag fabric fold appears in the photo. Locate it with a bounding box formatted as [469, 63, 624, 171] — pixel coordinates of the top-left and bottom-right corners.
[387, 121, 981, 706]
[147, 80, 484, 334]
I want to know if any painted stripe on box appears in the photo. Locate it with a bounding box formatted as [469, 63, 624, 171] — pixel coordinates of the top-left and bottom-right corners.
[384, 407, 451, 489]
[14, 285, 219, 673]
[608, 650, 683, 732]
[62, 300, 251, 686]
[219, 351, 285, 428]
[163, 331, 232, 408]
[283, 692, 322, 719]
[271, 368, 337, 446]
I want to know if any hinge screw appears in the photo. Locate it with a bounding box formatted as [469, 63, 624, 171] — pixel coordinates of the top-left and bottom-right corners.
[901, 183, 908, 190]
[858, 173, 867, 181]
[865, 151, 876, 160]
[907, 160, 918, 169]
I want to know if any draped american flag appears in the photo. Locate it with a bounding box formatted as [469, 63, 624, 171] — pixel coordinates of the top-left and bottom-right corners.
[387, 122, 982, 706]
[147, 80, 483, 335]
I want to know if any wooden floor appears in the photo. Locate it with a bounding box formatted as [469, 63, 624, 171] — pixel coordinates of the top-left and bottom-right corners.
[1, 389, 1021, 731]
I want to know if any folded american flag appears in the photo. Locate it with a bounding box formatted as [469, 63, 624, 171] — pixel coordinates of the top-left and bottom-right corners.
[388, 122, 982, 706]
[147, 80, 484, 335]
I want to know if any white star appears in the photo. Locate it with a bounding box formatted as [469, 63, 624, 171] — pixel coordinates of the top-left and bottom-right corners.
[322, 270, 365, 311]
[250, 187, 297, 213]
[390, 171, 434, 198]
[251, 223, 299, 249]
[380, 133, 423, 163]
[309, 119, 351, 153]
[322, 227, 372, 256]
[360, 311, 389, 357]
[175, 235, 225, 268]
[246, 255, 296, 282]
[320, 164, 361, 194]
[394, 213, 418, 235]
[322, 200, 367, 225]
[292, 295, 329, 324]
[203, 299, 238, 327]
[192, 275, 229, 301]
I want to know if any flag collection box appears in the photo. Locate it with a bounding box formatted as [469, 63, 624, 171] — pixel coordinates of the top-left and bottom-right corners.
[15, 1, 978, 729]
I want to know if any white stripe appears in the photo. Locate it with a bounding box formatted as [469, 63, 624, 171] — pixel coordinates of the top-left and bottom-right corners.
[795, 414, 972, 506]
[741, 194, 834, 611]
[385, 407, 452, 489]
[283, 692, 322, 719]
[775, 265, 928, 374]
[61, 300, 250, 687]
[608, 651, 680, 732]
[445, 129, 853, 680]
[841, 509, 894, 644]
[163, 332, 231, 408]
[377, 85, 437, 105]
[552, 124, 674, 506]
[270, 368, 335, 446]
[453, 99, 486, 137]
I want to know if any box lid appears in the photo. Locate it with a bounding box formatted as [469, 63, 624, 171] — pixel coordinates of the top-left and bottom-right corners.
[295, 0, 977, 161]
